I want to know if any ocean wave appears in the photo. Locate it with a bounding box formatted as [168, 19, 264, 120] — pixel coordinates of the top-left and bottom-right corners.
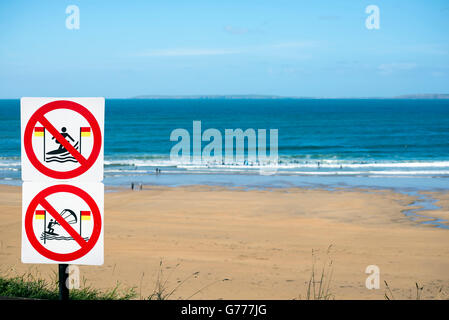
[3, 156, 449, 178]
[105, 169, 149, 173]
[102, 158, 449, 169]
[0, 161, 20, 167]
[0, 167, 19, 171]
[278, 170, 449, 176]
[2, 155, 449, 169]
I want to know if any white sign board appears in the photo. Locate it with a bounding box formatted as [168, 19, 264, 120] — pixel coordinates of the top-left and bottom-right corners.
[21, 182, 104, 265]
[21, 97, 104, 182]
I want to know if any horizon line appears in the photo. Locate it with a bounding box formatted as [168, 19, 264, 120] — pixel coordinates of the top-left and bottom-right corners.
[1, 93, 449, 100]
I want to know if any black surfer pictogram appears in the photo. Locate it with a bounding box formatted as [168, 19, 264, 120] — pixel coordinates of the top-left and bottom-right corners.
[51, 127, 74, 151]
[45, 127, 79, 163]
[46, 218, 59, 235]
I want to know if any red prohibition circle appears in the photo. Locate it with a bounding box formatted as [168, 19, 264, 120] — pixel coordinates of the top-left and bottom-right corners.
[25, 184, 102, 262]
[24, 100, 102, 179]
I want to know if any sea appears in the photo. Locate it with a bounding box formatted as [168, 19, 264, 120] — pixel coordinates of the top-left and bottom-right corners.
[1, 98, 449, 191]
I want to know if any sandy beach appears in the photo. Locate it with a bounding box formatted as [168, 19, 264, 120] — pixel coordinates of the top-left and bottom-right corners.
[1, 184, 448, 299]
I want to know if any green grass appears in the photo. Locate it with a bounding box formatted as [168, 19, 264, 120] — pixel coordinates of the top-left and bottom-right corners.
[0, 260, 224, 300]
[0, 273, 136, 300]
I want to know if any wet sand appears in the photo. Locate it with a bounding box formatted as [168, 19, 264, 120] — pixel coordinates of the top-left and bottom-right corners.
[1, 184, 448, 299]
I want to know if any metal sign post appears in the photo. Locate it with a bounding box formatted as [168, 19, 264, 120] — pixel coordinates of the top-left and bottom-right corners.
[59, 264, 69, 300]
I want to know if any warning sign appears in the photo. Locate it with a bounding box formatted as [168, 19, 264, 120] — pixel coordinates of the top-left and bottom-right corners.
[21, 98, 104, 181]
[21, 182, 104, 265]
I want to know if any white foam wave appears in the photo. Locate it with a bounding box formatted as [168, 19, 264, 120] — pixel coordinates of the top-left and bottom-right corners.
[102, 158, 449, 169]
[3, 157, 449, 178]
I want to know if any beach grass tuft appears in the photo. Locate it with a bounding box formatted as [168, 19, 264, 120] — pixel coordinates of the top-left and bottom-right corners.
[384, 280, 448, 300]
[147, 259, 228, 300]
[302, 245, 334, 300]
[147, 260, 184, 300]
[0, 272, 136, 300]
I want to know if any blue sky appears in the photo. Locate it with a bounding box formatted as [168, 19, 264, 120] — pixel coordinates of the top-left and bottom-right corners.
[0, 0, 448, 98]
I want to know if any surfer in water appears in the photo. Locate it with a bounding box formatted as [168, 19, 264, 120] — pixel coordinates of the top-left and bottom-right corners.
[51, 127, 75, 152]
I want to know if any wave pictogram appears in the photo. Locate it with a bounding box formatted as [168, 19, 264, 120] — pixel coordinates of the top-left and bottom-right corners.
[45, 142, 79, 163]
[40, 232, 89, 241]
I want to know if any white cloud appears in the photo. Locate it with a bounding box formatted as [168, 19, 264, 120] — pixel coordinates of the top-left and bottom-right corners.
[224, 25, 249, 35]
[385, 44, 448, 56]
[318, 15, 341, 21]
[378, 63, 417, 75]
[270, 41, 318, 49]
[431, 71, 445, 77]
[136, 48, 241, 57]
[134, 41, 318, 58]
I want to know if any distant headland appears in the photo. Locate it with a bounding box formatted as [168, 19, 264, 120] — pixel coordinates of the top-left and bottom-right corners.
[132, 95, 294, 99]
[131, 94, 449, 100]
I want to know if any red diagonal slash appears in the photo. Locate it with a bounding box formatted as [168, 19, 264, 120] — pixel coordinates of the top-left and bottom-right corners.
[39, 197, 87, 248]
[37, 115, 87, 166]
